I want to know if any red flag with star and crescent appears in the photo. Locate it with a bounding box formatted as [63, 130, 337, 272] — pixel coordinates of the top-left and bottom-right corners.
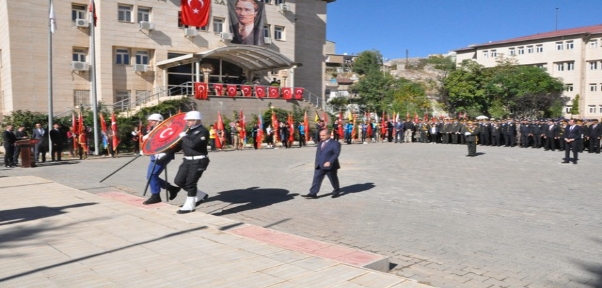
[194, 82, 208, 100]
[180, 0, 210, 27]
[268, 87, 279, 98]
[255, 85, 266, 98]
[226, 84, 237, 97]
[241, 85, 252, 97]
[294, 87, 304, 100]
[281, 88, 293, 100]
[213, 83, 223, 96]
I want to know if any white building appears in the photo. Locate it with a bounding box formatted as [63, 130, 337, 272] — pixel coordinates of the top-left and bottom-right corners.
[455, 24, 602, 118]
[0, 0, 334, 118]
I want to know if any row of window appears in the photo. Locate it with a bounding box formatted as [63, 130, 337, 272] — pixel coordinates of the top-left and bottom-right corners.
[260, 0, 286, 4]
[71, 4, 287, 41]
[72, 47, 150, 66]
[482, 39, 602, 58]
[587, 105, 602, 114]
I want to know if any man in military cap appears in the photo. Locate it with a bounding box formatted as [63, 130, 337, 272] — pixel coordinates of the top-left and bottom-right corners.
[531, 120, 543, 149]
[461, 121, 480, 156]
[520, 120, 531, 148]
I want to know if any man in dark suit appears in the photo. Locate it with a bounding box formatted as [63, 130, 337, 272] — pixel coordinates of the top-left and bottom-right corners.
[303, 129, 342, 199]
[50, 123, 65, 161]
[3, 125, 17, 167]
[563, 119, 582, 164]
[544, 119, 559, 151]
[32, 122, 47, 163]
[588, 119, 602, 154]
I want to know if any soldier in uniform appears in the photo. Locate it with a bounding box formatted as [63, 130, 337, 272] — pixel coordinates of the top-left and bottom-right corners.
[461, 121, 480, 156]
[544, 119, 559, 151]
[520, 120, 531, 148]
[578, 120, 587, 152]
[491, 120, 501, 146]
[419, 120, 429, 143]
[588, 118, 602, 153]
[174, 111, 211, 214]
[531, 120, 543, 148]
[451, 119, 460, 144]
[558, 120, 567, 151]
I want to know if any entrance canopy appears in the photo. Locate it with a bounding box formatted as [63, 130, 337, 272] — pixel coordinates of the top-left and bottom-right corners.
[156, 45, 299, 72]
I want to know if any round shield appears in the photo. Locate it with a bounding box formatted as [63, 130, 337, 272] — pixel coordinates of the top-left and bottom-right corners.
[142, 113, 187, 154]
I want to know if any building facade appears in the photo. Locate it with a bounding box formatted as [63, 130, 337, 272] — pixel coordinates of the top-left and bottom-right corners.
[455, 24, 602, 119]
[0, 0, 334, 118]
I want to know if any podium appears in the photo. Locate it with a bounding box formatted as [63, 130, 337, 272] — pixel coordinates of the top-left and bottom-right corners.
[16, 139, 37, 168]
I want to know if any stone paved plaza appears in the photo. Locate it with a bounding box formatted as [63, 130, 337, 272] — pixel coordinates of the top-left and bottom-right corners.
[3, 141, 602, 288]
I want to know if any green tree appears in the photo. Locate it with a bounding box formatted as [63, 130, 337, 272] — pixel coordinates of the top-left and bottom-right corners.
[352, 50, 383, 75]
[441, 60, 490, 116]
[570, 94, 580, 116]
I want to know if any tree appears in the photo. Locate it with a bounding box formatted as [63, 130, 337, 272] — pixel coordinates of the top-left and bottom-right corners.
[440, 60, 490, 116]
[352, 50, 383, 75]
[570, 94, 580, 116]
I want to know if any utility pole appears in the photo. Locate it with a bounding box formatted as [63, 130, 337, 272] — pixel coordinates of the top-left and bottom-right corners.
[555, 8, 559, 31]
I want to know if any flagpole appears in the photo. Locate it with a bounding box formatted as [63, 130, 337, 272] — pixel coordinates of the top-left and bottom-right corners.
[48, 0, 54, 157]
[90, 1, 100, 155]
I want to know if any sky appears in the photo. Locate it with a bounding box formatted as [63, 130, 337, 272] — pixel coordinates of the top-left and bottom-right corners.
[326, 0, 602, 60]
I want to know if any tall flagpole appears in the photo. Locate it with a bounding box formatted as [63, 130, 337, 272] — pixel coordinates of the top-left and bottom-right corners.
[48, 0, 55, 157]
[89, 0, 100, 155]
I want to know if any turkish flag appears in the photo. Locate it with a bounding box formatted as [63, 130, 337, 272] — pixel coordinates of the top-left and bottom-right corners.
[294, 87, 304, 100]
[226, 84, 237, 97]
[213, 83, 223, 96]
[255, 86, 266, 98]
[241, 85, 252, 97]
[268, 87, 279, 98]
[282, 88, 292, 100]
[180, 0, 210, 27]
[194, 82, 208, 100]
[111, 113, 119, 150]
[89, 0, 97, 27]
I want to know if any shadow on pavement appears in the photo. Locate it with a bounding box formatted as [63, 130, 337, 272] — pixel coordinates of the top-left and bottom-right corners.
[207, 187, 297, 216]
[572, 237, 602, 287]
[0, 203, 97, 226]
[324, 182, 376, 198]
[0, 226, 207, 282]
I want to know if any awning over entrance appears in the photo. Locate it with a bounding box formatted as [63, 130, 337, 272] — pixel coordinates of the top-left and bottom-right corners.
[156, 45, 299, 71]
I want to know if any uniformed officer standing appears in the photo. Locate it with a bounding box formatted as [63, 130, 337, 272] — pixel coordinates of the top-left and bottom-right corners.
[174, 111, 210, 214]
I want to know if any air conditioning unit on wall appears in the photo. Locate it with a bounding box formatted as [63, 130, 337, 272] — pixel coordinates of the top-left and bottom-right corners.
[184, 28, 197, 38]
[278, 4, 290, 13]
[139, 21, 155, 31]
[133, 64, 148, 72]
[71, 61, 89, 71]
[220, 32, 233, 41]
[75, 19, 89, 28]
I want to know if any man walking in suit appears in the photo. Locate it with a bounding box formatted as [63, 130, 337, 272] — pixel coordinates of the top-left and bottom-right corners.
[50, 123, 65, 161]
[32, 123, 47, 163]
[562, 119, 582, 164]
[303, 129, 342, 199]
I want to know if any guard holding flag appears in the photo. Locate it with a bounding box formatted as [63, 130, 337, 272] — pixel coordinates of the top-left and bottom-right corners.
[174, 111, 211, 214]
[142, 113, 180, 205]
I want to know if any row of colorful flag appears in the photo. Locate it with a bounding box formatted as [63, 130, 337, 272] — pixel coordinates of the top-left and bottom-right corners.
[194, 83, 304, 100]
[71, 112, 118, 151]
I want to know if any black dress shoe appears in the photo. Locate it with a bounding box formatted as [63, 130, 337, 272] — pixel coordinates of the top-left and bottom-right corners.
[302, 194, 318, 199]
[561, 161, 570, 164]
[195, 194, 208, 207]
[177, 209, 194, 214]
[167, 185, 181, 200]
[143, 194, 162, 205]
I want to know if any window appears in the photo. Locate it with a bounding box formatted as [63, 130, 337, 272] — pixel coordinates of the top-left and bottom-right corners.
[599, 105, 602, 113]
[590, 83, 597, 92]
[565, 106, 572, 113]
[72, 4, 86, 21]
[590, 40, 599, 49]
[482, 50, 488, 58]
[274, 26, 285, 40]
[275, 0, 284, 4]
[260, 0, 271, 3]
[138, 7, 151, 23]
[556, 42, 563, 50]
[536, 45, 543, 53]
[135, 51, 149, 65]
[566, 41, 574, 50]
[527, 46, 533, 54]
[565, 84, 574, 92]
[74, 90, 90, 106]
[556, 63, 564, 71]
[567, 62, 574, 71]
[263, 25, 270, 37]
[589, 105, 596, 113]
[491, 50, 497, 57]
[115, 90, 131, 111]
[213, 18, 224, 33]
[116, 48, 130, 65]
[118, 5, 133, 22]
[508, 48, 515, 56]
[590, 61, 598, 70]
[535, 63, 547, 70]
[72, 48, 87, 62]
[518, 47, 524, 55]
